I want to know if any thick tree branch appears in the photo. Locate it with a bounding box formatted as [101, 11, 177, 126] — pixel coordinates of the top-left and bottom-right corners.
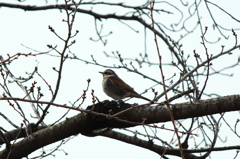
[0, 95, 239, 158]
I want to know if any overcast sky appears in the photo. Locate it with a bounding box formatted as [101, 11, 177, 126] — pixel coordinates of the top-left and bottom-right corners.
[0, 0, 240, 159]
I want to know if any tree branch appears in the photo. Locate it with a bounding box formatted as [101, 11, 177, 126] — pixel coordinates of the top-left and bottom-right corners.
[0, 95, 239, 158]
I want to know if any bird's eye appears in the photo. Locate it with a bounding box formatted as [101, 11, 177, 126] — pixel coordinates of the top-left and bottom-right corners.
[104, 72, 112, 75]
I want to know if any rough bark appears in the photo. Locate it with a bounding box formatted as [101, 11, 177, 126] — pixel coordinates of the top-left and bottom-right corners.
[0, 95, 239, 159]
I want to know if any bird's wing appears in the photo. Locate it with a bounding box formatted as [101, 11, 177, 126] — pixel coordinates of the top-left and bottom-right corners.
[110, 76, 135, 92]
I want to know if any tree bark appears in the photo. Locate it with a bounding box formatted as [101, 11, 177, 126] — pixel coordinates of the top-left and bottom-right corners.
[0, 95, 239, 159]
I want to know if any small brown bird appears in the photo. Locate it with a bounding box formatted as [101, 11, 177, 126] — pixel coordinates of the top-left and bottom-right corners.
[99, 69, 151, 102]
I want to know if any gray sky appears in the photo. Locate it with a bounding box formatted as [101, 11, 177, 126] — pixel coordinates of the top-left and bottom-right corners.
[0, 0, 240, 158]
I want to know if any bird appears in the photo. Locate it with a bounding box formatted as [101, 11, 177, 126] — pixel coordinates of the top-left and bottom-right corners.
[99, 69, 151, 102]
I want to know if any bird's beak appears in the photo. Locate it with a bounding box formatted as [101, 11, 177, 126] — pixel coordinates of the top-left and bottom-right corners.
[99, 71, 103, 74]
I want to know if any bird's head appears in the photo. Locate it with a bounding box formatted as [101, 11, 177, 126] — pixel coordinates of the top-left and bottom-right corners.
[99, 69, 117, 78]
